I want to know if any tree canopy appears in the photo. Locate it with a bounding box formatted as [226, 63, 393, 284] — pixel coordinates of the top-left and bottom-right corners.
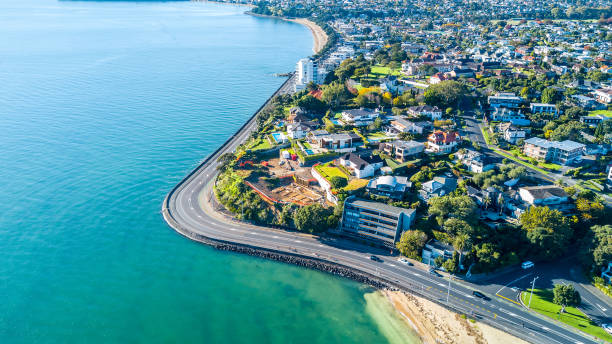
[396, 230, 428, 260]
[423, 81, 467, 109]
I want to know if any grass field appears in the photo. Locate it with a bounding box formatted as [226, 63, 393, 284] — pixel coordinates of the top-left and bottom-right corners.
[521, 289, 612, 342]
[344, 178, 369, 191]
[494, 148, 550, 175]
[315, 163, 349, 182]
[369, 65, 402, 77]
[588, 110, 612, 118]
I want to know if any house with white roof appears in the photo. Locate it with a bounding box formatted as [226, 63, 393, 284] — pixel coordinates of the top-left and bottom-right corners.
[523, 137, 585, 165]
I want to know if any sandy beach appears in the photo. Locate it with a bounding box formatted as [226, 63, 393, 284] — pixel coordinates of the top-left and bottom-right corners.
[288, 18, 328, 54]
[382, 290, 528, 344]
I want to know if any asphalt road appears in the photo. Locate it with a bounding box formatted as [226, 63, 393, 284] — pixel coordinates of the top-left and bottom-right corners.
[162, 86, 605, 344]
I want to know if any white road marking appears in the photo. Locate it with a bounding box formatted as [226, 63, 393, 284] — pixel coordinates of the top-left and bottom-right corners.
[437, 282, 445, 287]
[410, 272, 421, 276]
[508, 312, 517, 317]
[388, 264, 396, 267]
[228, 228, 236, 231]
[596, 304, 607, 312]
[294, 240, 302, 243]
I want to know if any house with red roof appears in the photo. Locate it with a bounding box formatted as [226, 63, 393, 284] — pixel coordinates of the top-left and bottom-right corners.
[426, 130, 460, 153]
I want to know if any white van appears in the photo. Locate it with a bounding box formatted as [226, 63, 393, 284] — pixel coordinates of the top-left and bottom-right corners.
[521, 261, 534, 269]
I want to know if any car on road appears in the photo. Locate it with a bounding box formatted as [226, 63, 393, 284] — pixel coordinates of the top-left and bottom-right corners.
[521, 261, 534, 269]
[602, 323, 612, 335]
[428, 267, 441, 277]
[398, 258, 413, 266]
[472, 291, 490, 301]
[370, 255, 383, 263]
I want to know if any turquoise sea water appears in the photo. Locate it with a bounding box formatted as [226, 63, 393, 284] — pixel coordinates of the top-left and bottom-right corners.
[0, 1, 419, 343]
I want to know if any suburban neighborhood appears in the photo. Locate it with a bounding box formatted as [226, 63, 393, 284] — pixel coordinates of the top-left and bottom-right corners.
[209, 0, 612, 342]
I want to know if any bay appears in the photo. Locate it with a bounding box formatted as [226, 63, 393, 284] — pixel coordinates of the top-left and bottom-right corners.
[0, 1, 419, 343]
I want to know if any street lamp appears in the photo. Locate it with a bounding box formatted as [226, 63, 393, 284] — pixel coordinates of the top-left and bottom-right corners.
[528, 276, 539, 309]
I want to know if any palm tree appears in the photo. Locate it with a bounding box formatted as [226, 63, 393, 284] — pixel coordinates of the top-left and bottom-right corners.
[454, 234, 471, 271]
[482, 196, 492, 210]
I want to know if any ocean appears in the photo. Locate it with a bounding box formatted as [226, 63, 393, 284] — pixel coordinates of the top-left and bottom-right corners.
[0, 1, 419, 343]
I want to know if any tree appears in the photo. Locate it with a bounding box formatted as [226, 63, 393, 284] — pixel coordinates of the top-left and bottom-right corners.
[396, 230, 428, 260]
[434, 256, 445, 268]
[549, 121, 587, 141]
[321, 82, 350, 109]
[293, 204, 331, 233]
[423, 80, 467, 108]
[217, 152, 236, 170]
[541, 87, 558, 104]
[443, 218, 474, 237]
[398, 132, 414, 141]
[329, 176, 347, 189]
[553, 284, 581, 313]
[578, 225, 612, 270]
[442, 252, 459, 273]
[296, 94, 326, 114]
[429, 195, 478, 226]
[520, 206, 573, 260]
[453, 234, 471, 267]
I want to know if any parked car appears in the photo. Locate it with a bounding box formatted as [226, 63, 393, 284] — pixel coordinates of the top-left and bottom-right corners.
[472, 291, 490, 301]
[428, 267, 441, 277]
[521, 261, 534, 269]
[398, 258, 413, 266]
[370, 255, 383, 263]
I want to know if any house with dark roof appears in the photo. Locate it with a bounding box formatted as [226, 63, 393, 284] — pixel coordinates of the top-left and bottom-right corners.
[407, 105, 443, 120]
[339, 153, 384, 178]
[340, 108, 380, 126]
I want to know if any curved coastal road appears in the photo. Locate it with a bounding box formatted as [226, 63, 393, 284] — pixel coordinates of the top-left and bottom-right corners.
[163, 78, 602, 344]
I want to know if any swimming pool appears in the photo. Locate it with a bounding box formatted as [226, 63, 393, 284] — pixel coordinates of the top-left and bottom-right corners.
[304, 149, 314, 155]
[271, 132, 286, 143]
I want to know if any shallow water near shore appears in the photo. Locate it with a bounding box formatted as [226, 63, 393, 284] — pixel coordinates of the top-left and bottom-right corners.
[0, 0, 419, 343]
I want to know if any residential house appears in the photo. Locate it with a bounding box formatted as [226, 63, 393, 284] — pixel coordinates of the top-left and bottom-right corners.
[456, 149, 496, 173]
[341, 108, 380, 126]
[523, 137, 585, 165]
[380, 140, 425, 162]
[594, 89, 612, 104]
[488, 92, 523, 109]
[422, 240, 463, 267]
[339, 196, 416, 248]
[388, 118, 433, 135]
[407, 105, 443, 120]
[530, 103, 559, 117]
[519, 185, 571, 211]
[489, 107, 531, 125]
[366, 175, 411, 200]
[286, 121, 317, 139]
[419, 176, 457, 201]
[499, 124, 526, 144]
[427, 130, 460, 153]
[580, 115, 607, 127]
[339, 153, 384, 178]
[313, 132, 362, 152]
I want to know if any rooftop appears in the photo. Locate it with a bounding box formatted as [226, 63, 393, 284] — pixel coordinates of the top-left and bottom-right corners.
[347, 197, 415, 217]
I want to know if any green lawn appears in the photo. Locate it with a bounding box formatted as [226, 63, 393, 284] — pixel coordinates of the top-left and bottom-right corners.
[248, 138, 272, 151]
[370, 65, 402, 77]
[521, 289, 612, 342]
[315, 163, 349, 181]
[344, 178, 369, 191]
[493, 148, 550, 175]
[480, 126, 491, 145]
[588, 110, 612, 118]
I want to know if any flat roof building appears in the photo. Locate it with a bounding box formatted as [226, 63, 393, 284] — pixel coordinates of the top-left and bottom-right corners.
[339, 196, 416, 248]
